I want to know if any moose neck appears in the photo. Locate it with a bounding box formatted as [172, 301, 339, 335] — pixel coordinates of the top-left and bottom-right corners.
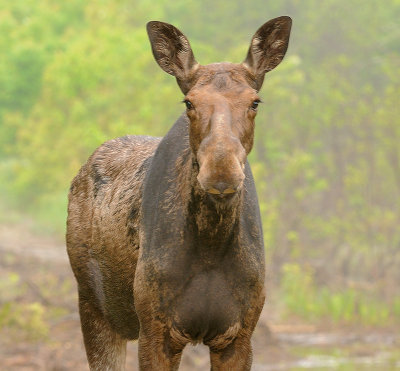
[185, 157, 242, 250]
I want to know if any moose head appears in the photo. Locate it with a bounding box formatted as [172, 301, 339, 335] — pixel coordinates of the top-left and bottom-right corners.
[147, 17, 292, 201]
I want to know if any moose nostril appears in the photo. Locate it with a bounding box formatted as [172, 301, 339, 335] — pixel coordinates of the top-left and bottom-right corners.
[207, 182, 236, 195]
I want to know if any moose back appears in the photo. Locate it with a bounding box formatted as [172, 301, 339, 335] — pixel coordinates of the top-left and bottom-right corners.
[67, 16, 292, 370]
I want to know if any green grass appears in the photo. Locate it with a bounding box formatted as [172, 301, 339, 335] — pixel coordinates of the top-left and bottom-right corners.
[280, 263, 398, 326]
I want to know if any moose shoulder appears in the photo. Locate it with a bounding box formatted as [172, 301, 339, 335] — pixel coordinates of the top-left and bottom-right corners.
[67, 16, 291, 371]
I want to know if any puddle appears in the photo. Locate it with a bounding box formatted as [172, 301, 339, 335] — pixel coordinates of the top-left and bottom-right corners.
[256, 354, 399, 370]
[254, 332, 400, 370]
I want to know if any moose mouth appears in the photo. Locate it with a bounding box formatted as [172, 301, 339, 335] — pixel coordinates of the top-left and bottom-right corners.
[206, 189, 239, 204]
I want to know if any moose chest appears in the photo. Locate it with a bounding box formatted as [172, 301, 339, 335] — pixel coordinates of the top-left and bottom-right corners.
[171, 266, 240, 341]
[137, 237, 264, 344]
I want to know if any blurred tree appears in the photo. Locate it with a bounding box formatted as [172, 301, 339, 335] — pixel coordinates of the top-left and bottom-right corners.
[0, 0, 86, 155]
[1, 0, 399, 322]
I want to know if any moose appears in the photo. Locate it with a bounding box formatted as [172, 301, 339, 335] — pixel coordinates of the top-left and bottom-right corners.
[67, 16, 292, 370]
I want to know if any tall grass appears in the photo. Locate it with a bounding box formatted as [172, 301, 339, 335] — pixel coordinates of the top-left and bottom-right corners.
[281, 263, 397, 326]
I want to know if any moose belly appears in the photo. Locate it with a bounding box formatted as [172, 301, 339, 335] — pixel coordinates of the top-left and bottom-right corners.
[172, 270, 241, 343]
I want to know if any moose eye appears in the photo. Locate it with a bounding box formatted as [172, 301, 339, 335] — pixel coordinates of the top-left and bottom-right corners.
[183, 100, 194, 110]
[251, 100, 260, 111]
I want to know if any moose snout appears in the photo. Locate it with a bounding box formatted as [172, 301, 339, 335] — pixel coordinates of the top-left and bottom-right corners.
[196, 130, 247, 199]
[196, 157, 245, 198]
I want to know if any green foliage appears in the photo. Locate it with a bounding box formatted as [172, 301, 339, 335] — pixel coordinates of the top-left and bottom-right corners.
[0, 301, 49, 341]
[281, 263, 398, 325]
[0, 272, 48, 341]
[1, 0, 400, 324]
[0, 266, 74, 343]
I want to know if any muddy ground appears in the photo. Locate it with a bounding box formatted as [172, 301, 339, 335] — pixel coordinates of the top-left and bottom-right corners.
[0, 223, 399, 370]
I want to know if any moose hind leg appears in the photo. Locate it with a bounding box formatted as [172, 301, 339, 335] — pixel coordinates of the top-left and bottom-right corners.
[79, 298, 127, 371]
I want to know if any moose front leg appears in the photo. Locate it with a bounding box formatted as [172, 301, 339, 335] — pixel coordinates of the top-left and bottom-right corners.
[138, 322, 187, 371]
[209, 334, 253, 371]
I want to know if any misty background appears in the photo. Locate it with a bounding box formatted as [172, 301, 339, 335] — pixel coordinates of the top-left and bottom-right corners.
[0, 0, 399, 369]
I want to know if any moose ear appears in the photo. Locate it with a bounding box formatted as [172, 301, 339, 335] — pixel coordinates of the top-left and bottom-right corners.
[147, 21, 199, 94]
[243, 16, 292, 91]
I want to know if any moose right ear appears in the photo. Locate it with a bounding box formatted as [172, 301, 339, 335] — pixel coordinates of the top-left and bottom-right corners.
[147, 21, 199, 94]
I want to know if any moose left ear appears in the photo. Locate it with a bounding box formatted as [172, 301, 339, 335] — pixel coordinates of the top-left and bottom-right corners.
[243, 16, 292, 91]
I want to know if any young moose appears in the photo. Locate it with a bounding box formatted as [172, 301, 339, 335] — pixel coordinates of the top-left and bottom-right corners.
[67, 16, 291, 370]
